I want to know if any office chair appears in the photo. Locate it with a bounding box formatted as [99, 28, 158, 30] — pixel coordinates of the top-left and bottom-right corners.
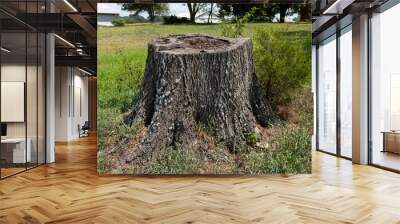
[79, 121, 90, 138]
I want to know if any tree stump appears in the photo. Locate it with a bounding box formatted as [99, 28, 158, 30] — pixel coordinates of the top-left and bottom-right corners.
[124, 34, 274, 165]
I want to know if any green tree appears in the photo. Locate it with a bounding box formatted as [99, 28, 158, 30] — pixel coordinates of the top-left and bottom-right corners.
[197, 3, 218, 24]
[121, 3, 169, 22]
[186, 3, 206, 23]
[218, 3, 308, 23]
[278, 4, 290, 23]
[111, 17, 125, 27]
[244, 6, 276, 22]
[292, 1, 312, 22]
[218, 4, 278, 22]
[253, 27, 311, 107]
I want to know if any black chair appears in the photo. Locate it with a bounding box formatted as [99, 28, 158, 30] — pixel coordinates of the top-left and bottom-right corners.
[79, 121, 90, 138]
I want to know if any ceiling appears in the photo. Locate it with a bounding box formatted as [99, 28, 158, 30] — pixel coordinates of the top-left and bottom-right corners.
[0, 0, 97, 75]
[98, 0, 306, 2]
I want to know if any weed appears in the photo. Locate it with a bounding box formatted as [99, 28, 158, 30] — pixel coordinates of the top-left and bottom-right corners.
[246, 131, 258, 147]
[97, 150, 108, 174]
[144, 144, 201, 174]
[239, 123, 311, 174]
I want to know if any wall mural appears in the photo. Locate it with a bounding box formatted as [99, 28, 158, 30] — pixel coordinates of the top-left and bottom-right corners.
[97, 3, 312, 175]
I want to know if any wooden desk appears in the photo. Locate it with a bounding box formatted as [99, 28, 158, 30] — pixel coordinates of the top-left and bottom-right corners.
[382, 131, 400, 154]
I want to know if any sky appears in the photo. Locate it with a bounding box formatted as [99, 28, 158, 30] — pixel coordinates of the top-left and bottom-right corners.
[98, 3, 190, 18]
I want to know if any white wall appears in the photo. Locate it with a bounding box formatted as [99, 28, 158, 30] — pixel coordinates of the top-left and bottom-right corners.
[0, 65, 38, 138]
[55, 66, 70, 141]
[72, 72, 89, 137]
[1, 63, 46, 164]
[76, 72, 89, 138]
[1, 65, 26, 139]
[1, 64, 25, 81]
[55, 67, 89, 141]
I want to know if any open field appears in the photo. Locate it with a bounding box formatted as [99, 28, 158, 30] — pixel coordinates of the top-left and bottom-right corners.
[98, 23, 311, 110]
[98, 23, 310, 52]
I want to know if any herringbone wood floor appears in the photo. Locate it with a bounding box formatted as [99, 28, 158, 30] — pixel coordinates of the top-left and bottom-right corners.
[1, 135, 400, 224]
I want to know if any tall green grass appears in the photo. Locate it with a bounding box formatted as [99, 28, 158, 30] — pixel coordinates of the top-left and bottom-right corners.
[98, 50, 146, 111]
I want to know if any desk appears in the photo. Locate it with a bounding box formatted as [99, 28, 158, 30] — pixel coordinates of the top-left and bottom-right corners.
[382, 131, 400, 154]
[1, 138, 31, 163]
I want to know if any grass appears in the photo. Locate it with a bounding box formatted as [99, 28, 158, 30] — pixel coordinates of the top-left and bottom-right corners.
[98, 22, 312, 175]
[98, 50, 145, 111]
[238, 118, 312, 174]
[143, 145, 202, 174]
[98, 23, 310, 53]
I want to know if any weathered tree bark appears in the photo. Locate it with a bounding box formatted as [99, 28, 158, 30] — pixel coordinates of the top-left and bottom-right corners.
[123, 34, 274, 165]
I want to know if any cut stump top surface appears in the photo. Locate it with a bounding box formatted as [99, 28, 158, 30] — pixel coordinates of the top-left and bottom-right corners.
[150, 34, 250, 54]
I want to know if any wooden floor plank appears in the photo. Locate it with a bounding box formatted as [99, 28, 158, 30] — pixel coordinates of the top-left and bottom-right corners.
[0, 135, 400, 223]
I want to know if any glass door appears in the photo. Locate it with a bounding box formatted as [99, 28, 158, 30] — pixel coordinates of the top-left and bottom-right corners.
[317, 35, 337, 154]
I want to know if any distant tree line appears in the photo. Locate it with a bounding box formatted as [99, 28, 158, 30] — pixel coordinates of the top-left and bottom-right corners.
[219, 3, 311, 23]
[120, 2, 311, 24]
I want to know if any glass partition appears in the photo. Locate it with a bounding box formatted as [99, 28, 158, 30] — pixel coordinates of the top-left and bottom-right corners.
[370, 3, 400, 171]
[339, 26, 352, 158]
[0, 1, 46, 179]
[0, 31, 28, 177]
[317, 35, 337, 154]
